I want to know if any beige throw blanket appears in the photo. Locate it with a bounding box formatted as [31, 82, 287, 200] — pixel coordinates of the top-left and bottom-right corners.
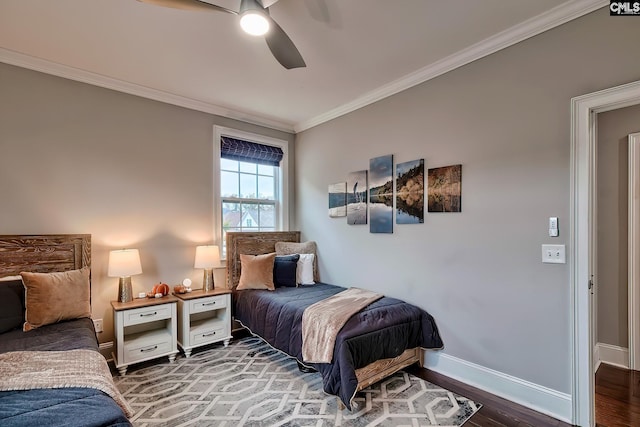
[0, 349, 133, 418]
[302, 287, 383, 363]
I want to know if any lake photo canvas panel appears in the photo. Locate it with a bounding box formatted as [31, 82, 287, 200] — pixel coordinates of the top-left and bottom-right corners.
[369, 154, 394, 233]
[396, 159, 424, 224]
[347, 170, 368, 225]
[428, 164, 462, 213]
[328, 182, 347, 217]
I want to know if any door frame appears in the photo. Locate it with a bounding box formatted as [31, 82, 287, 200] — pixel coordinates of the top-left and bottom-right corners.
[571, 80, 640, 426]
[629, 133, 640, 370]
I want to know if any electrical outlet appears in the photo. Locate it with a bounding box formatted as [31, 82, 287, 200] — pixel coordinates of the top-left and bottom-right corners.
[93, 318, 103, 333]
[541, 244, 566, 264]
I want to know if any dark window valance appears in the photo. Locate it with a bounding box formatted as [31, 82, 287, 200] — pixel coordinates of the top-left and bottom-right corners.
[221, 136, 284, 167]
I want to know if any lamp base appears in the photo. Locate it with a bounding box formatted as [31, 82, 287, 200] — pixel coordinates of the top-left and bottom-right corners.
[203, 268, 214, 292]
[118, 276, 133, 303]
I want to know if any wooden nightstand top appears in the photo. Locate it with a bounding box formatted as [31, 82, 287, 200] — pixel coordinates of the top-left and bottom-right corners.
[111, 294, 179, 311]
[173, 288, 232, 301]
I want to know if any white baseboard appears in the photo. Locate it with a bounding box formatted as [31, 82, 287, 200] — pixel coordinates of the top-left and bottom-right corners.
[99, 341, 114, 362]
[596, 342, 629, 369]
[423, 350, 572, 423]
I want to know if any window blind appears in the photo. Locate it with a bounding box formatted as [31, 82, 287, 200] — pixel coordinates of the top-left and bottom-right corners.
[220, 136, 284, 167]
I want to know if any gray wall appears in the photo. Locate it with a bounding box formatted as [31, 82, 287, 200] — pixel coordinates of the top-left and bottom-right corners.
[597, 104, 640, 348]
[294, 8, 640, 395]
[0, 62, 295, 343]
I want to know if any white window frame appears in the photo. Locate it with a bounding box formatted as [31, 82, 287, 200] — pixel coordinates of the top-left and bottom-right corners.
[213, 125, 289, 257]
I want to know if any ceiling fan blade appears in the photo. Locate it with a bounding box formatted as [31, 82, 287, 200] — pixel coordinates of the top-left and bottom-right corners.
[264, 16, 306, 69]
[261, 0, 280, 7]
[136, 0, 237, 14]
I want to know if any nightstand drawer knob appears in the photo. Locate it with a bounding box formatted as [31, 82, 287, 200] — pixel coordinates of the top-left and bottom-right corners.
[140, 345, 158, 353]
[203, 331, 217, 337]
[202, 302, 216, 306]
[140, 312, 157, 317]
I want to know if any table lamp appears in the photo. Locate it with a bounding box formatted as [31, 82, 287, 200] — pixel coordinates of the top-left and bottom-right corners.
[194, 245, 220, 292]
[108, 249, 142, 303]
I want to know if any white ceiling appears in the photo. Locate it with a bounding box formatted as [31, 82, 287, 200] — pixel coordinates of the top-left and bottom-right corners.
[0, 0, 605, 133]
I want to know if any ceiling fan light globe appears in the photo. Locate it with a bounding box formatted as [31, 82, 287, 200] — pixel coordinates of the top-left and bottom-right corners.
[240, 12, 270, 36]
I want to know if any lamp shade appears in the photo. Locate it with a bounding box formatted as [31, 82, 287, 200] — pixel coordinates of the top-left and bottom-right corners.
[194, 245, 220, 269]
[108, 249, 142, 277]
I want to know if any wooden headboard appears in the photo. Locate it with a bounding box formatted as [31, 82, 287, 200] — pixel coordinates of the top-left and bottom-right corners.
[0, 234, 91, 277]
[226, 231, 300, 289]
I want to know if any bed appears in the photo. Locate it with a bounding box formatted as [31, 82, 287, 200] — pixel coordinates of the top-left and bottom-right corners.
[227, 231, 443, 410]
[0, 234, 132, 427]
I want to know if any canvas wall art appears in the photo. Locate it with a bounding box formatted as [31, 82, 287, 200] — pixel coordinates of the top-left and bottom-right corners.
[396, 159, 424, 224]
[369, 154, 394, 233]
[328, 182, 347, 217]
[347, 170, 368, 225]
[428, 164, 462, 212]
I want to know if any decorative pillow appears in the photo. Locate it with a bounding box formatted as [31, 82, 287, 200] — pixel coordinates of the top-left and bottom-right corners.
[297, 254, 316, 285]
[237, 253, 276, 291]
[273, 254, 299, 288]
[275, 241, 319, 281]
[0, 277, 25, 333]
[21, 267, 91, 331]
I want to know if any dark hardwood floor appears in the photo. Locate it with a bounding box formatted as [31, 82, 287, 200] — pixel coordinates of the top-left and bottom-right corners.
[407, 366, 574, 427]
[595, 363, 640, 427]
[411, 362, 640, 426]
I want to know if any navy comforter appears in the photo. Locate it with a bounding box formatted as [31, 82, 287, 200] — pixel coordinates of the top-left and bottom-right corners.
[0, 318, 131, 427]
[233, 283, 443, 410]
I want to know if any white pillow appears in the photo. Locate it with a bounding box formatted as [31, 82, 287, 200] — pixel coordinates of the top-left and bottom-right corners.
[297, 254, 315, 285]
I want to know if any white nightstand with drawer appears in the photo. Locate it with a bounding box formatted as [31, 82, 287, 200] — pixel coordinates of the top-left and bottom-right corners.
[111, 295, 179, 376]
[174, 288, 232, 357]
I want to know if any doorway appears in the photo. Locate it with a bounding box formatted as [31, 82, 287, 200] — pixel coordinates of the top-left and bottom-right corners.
[571, 80, 640, 427]
[629, 132, 640, 371]
[595, 117, 640, 372]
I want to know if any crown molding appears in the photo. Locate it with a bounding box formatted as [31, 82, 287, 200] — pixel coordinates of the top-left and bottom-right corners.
[0, 48, 295, 134]
[293, 0, 607, 133]
[0, 0, 606, 135]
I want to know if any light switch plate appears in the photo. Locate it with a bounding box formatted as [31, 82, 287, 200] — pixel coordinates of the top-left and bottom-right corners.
[549, 217, 559, 237]
[542, 244, 566, 264]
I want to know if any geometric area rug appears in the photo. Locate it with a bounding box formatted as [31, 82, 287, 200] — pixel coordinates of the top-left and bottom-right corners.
[113, 337, 481, 426]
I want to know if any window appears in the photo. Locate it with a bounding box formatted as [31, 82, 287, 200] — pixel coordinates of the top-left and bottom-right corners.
[220, 157, 277, 234]
[214, 127, 289, 257]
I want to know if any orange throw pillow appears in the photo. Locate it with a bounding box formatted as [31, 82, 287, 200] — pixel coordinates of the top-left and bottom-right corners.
[237, 253, 276, 291]
[21, 267, 91, 331]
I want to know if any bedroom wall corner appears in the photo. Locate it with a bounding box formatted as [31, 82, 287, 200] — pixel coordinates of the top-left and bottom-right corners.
[292, 7, 640, 419]
[0, 62, 295, 345]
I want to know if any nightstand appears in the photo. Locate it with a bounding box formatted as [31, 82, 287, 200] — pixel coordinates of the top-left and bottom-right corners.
[174, 288, 232, 357]
[111, 295, 179, 376]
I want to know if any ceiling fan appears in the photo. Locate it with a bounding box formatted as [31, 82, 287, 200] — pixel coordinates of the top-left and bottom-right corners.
[136, 0, 306, 69]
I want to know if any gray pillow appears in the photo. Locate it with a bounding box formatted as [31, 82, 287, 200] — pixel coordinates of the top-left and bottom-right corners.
[0, 278, 25, 333]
